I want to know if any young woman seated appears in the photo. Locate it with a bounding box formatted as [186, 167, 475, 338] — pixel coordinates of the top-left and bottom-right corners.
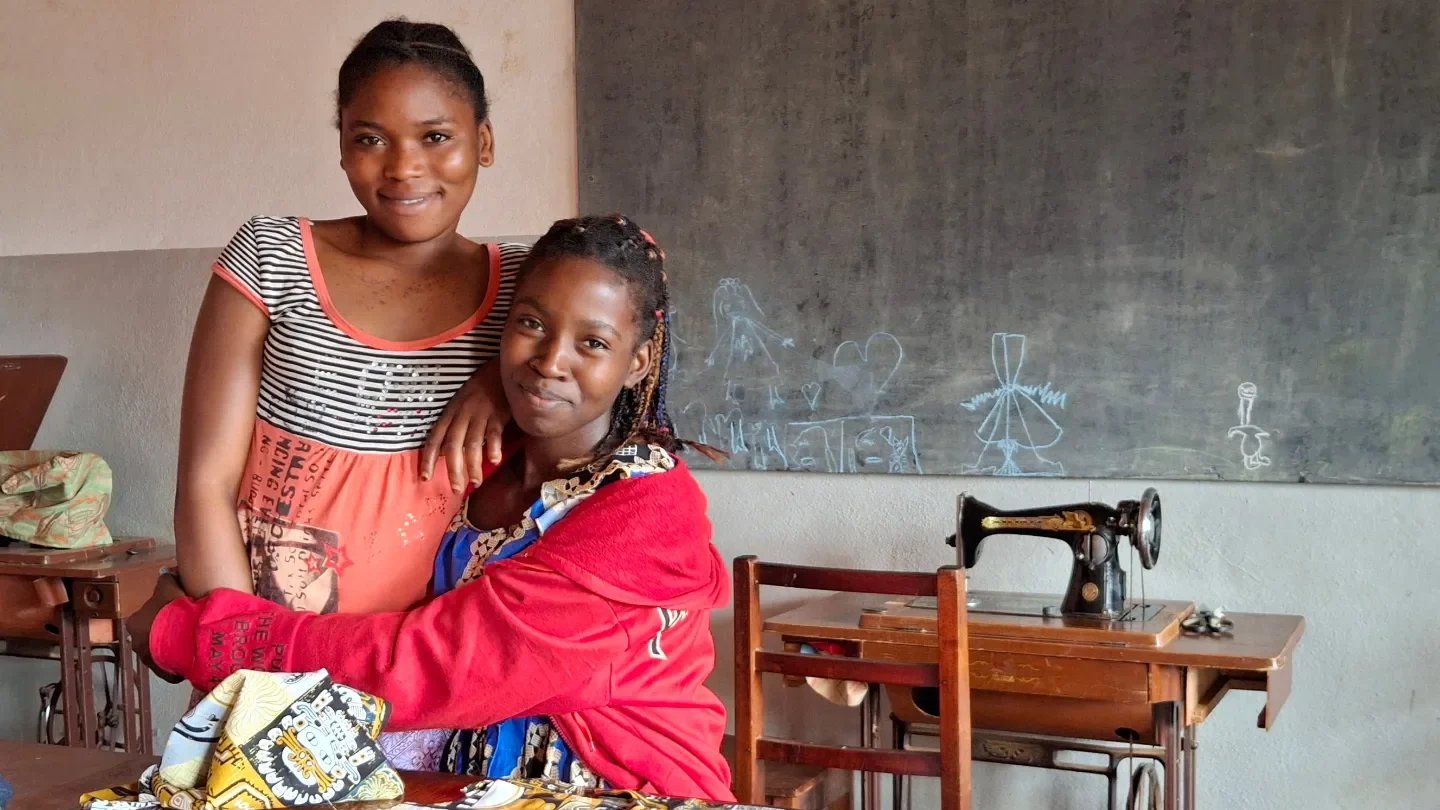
[128, 215, 734, 802]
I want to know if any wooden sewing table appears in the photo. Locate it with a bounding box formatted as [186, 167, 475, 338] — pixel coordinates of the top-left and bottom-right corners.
[0, 538, 175, 755]
[0, 741, 785, 809]
[0, 741, 480, 809]
[765, 591, 1303, 810]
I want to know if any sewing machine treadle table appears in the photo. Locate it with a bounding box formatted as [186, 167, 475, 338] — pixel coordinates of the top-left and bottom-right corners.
[764, 590, 1302, 810]
[0, 538, 175, 755]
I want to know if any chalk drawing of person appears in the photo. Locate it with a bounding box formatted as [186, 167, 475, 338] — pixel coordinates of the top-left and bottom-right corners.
[1227, 382, 1272, 470]
[705, 278, 794, 406]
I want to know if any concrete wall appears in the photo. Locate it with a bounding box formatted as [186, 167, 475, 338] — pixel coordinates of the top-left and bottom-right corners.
[2, 2, 1436, 808]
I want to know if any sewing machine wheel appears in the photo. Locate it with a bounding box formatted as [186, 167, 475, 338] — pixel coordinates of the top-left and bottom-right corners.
[1134, 487, 1160, 569]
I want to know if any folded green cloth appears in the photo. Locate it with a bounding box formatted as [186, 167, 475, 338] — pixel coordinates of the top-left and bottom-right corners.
[0, 450, 113, 549]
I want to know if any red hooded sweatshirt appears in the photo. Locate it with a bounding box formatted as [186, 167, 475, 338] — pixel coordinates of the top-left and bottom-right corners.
[149, 460, 735, 802]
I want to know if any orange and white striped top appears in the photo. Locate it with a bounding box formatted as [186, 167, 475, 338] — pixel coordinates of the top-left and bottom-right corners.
[211, 215, 526, 614]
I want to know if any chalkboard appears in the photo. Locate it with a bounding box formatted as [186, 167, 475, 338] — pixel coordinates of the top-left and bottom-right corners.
[576, 0, 1440, 485]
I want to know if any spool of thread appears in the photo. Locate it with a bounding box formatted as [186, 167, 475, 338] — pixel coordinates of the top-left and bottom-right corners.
[1, 768, 15, 809]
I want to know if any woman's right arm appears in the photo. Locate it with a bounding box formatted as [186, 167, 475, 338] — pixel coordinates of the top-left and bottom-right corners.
[173, 276, 269, 598]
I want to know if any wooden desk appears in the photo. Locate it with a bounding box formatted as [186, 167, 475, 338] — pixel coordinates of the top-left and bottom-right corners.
[0, 741, 772, 809]
[765, 592, 1303, 810]
[0, 539, 175, 754]
[0, 740, 159, 810]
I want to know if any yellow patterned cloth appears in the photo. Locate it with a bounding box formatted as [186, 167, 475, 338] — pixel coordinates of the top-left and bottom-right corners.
[0, 450, 112, 549]
[80, 669, 404, 809]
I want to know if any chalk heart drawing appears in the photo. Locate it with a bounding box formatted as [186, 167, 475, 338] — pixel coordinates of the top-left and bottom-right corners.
[820, 331, 903, 413]
[800, 382, 822, 411]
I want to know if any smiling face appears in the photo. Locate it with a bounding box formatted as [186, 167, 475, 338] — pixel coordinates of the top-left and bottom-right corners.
[338, 63, 494, 243]
[500, 256, 655, 450]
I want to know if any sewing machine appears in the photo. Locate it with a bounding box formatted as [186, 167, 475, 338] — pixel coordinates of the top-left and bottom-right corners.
[879, 488, 1187, 647]
[946, 488, 1162, 620]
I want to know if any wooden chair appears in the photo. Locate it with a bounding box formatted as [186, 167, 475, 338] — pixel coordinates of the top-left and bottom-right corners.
[722, 733, 851, 809]
[733, 556, 973, 810]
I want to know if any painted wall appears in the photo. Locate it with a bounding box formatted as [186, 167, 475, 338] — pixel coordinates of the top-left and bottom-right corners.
[2, 2, 1436, 808]
[0, 0, 576, 256]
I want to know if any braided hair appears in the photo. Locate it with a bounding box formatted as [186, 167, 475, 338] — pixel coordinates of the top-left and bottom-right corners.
[520, 215, 726, 470]
[336, 18, 490, 126]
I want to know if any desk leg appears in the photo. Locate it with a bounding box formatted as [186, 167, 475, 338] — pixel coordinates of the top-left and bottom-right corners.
[891, 720, 905, 810]
[1184, 725, 1196, 810]
[1157, 703, 1180, 810]
[860, 685, 881, 810]
[73, 608, 97, 748]
[59, 606, 82, 747]
[57, 605, 99, 748]
[137, 653, 154, 756]
[123, 623, 156, 756]
[116, 617, 135, 753]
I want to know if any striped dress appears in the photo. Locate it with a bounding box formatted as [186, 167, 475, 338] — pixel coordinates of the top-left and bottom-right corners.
[210, 215, 527, 616]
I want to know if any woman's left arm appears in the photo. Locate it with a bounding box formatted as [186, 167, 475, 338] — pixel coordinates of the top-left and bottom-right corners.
[134, 555, 627, 731]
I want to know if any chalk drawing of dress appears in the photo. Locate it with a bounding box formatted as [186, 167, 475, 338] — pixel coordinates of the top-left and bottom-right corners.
[962, 333, 1066, 477]
[705, 278, 794, 405]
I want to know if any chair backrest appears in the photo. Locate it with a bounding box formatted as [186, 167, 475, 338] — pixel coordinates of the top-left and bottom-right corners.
[733, 556, 972, 810]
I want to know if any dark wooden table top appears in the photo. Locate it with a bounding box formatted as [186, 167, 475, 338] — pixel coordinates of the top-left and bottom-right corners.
[0, 741, 476, 809]
[765, 591, 1305, 671]
[0, 542, 175, 580]
[1, 741, 159, 810]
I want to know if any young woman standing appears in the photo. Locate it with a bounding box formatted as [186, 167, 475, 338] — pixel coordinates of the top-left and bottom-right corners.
[174, 18, 517, 617]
